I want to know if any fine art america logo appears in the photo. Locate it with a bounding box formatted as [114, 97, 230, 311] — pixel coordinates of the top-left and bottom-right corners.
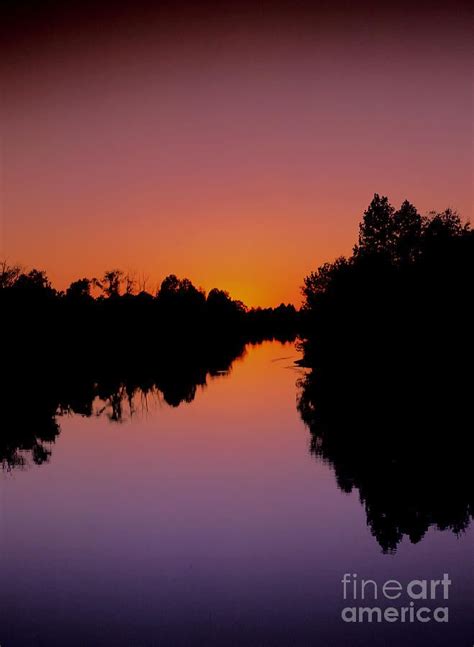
[341, 573, 451, 623]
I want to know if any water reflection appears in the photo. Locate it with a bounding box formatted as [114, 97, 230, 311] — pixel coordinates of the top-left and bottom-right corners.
[2, 339, 247, 469]
[297, 364, 473, 553]
[1, 341, 473, 647]
[4, 338, 473, 559]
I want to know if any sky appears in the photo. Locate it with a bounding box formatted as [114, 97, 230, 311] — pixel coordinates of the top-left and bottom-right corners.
[1, 0, 472, 306]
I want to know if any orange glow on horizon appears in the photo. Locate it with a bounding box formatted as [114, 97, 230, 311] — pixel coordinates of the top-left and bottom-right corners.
[2, 4, 471, 307]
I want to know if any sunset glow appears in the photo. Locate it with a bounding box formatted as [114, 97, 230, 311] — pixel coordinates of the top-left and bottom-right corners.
[2, 1, 472, 305]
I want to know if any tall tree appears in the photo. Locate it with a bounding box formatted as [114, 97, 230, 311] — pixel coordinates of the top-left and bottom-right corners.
[355, 194, 395, 258]
[393, 200, 422, 263]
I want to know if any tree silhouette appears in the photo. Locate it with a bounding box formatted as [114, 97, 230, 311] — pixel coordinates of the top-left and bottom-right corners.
[355, 193, 396, 258]
[393, 199, 423, 263]
[65, 278, 93, 301]
[13, 269, 54, 292]
[299, 194, 473, 551]
[0, 261, 21, 288]
[100, 269, 124, 297]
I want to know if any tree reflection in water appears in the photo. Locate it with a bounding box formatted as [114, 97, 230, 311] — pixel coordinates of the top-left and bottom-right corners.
[2, 339, 247, 470]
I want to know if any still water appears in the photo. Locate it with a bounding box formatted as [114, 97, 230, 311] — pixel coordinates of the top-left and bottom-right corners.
[1, 341, 472, 646]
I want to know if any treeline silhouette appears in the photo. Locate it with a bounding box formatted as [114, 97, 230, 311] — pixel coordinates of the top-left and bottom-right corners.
[1, 268, 298, 353]
[1, 269, 296, 469]
[298, 195, 473, 552]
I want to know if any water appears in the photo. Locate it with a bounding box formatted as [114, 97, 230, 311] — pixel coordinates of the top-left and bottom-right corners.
[1, 341, 472, 646]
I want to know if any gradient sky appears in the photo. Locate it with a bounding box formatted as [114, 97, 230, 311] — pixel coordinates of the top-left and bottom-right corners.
[1, 0, 472, 306]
